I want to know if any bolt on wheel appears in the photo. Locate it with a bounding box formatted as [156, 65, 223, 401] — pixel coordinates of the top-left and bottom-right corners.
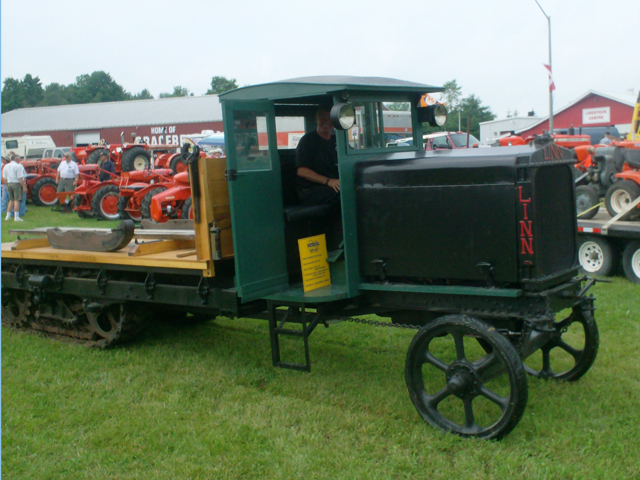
[405, 315, 528, 440]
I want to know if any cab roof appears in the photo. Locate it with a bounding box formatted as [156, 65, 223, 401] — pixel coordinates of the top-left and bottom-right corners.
[218, 76, 444, 102]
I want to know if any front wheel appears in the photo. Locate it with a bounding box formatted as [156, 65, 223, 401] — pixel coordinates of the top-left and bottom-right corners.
[405, 315, 528, 440]
[575, 185, 600, 219]
[91, 185, 121, 221]
[622, 241, 640, 284]
[523, 306, 599, 381]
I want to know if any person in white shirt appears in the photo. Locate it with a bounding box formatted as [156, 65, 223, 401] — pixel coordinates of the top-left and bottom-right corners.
[56, 152, 80, 210]
[2, 153, 28, 221]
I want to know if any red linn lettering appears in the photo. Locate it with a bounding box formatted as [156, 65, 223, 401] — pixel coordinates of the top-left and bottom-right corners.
[520, 221, 533, 238]
[522, 203, 529, 220]
[544, 143, 563, 160]
[521, 237, 534, 255]
[518, 187, 531, 203]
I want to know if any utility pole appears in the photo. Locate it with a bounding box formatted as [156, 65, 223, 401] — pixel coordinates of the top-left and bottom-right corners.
[535, 0, 553, 133]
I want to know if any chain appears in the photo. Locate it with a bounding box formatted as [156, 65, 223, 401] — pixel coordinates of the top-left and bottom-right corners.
[340, 316, 421, 330]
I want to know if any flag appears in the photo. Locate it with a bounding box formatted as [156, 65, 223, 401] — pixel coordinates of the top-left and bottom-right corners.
[543, 64, 556, 92]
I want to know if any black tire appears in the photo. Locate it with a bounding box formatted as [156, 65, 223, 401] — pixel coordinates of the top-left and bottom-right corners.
[91, 185, 121, 221]
[140, 187, 166, 220]
[180, 197, 193, 219]
[575, 185, 600, 219]
[74, 194, 94, 218]
[87, 148, 109, 165]
[31, 177, 58, 206]
[622, 241, 640, 284]
[604, 180, 640, 220]
[119, 196, 142, 222]
[523, 305, 599, 381]
[405, 315, 528, 440]
[121, 147, 151, 172]
[169, 153, 187, 175]
[577, 236, 616, 276]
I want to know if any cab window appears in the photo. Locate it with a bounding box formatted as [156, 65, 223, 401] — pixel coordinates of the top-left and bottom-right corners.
[432, 135, 451, 149]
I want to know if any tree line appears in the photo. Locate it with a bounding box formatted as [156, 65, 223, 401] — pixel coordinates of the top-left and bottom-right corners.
[1, 72, 239, 113]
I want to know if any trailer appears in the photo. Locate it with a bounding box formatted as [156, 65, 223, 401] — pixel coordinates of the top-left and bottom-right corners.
[578, 208, 640, 283]
[2, 76, 600, 440]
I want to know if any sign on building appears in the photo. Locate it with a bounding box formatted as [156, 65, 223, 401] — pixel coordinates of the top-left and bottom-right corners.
[583, 107, 611, 125]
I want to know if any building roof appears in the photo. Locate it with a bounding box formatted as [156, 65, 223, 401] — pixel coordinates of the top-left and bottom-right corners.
[219, 75, 443, 102]
[1, 95, 223, 134]
[515, 90, 637, 133]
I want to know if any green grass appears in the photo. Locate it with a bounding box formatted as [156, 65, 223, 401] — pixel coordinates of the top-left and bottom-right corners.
[2, 206, 640, 479]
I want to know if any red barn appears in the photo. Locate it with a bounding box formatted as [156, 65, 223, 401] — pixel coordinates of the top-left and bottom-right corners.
[518, 90, 636, 139]
[0, 95, 224, 147]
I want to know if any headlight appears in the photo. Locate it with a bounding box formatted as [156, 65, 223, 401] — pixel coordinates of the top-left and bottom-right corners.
[330, 103, 356, 130]
[417, 103, 447, 127]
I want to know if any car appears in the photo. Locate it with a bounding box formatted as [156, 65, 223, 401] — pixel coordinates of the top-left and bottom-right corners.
[392, 131, 484, 150]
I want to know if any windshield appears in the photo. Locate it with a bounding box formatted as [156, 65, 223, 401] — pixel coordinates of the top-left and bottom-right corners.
[450, 133, 481, 147]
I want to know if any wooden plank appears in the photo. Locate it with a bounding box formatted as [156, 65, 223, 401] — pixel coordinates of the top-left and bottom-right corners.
[11, 237, 51, 250]
[9, 227, 113, 236]
[139, 219, 194, 230]
[176, 250, 197, 258]
[128, 239, 195, 257]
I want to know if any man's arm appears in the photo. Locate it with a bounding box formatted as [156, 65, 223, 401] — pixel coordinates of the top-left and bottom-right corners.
[296, 167, 340, 192]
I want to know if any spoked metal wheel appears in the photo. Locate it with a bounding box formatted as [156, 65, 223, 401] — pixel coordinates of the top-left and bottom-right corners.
[523, 306, 599, 381]
[405, 315, 528, 440]
[1, 289, 32, 328]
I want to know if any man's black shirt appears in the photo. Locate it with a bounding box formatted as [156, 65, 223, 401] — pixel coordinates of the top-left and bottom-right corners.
[295, 131, 338, 190]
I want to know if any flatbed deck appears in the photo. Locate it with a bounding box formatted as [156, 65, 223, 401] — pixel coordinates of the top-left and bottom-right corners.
[578, 211, 640, 238]
[1, 241, 206, 271]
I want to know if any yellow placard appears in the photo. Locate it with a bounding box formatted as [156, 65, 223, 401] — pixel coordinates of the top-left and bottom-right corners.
[298, 234, 331, 292]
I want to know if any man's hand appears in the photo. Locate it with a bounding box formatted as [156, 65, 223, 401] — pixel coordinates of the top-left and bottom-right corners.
[327, 178, 340, 192]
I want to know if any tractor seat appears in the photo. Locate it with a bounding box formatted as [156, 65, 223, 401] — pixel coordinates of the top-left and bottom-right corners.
[284, 204, 334, 223]
[624, 150, 640, 169]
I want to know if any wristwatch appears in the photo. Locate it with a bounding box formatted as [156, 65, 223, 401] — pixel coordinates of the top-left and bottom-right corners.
[325, 178, 330, 185]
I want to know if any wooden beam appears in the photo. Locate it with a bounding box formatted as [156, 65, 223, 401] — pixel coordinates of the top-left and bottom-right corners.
[11, 237, 50, 250]
[175, 250, 198, 258]
[128, 239, 195, 257]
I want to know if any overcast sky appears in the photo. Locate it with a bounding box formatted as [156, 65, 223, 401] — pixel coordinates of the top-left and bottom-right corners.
[1, 0, 638, 120]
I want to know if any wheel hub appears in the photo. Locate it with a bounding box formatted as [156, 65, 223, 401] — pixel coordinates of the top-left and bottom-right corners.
[446, 363, 480, 398]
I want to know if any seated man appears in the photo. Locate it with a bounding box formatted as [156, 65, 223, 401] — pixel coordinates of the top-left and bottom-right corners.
[295, 106, 340, 206]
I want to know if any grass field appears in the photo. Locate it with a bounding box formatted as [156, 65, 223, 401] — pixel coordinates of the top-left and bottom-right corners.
[2, 206, 639, 479]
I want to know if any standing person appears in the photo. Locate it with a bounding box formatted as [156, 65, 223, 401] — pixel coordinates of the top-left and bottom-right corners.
[56, 151, 80, 212]
[97, 152, 116, 182]
[2, 154, 28, 221]
[599, 131, 612, 145]
[1, 155, 27, 217]
[295, 106, 340, 206]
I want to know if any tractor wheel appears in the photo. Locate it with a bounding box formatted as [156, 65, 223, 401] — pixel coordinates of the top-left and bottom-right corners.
[405, 315, 527, 440]
[31, 177, 58, 206]
[91, 185, 121, 221]
[121, 147, 151, 172]
[169, 153, 188, 174]
[87, 148, 109, 165]
[74, 194, 94, 218]
[117, 196, 142, 222]
[140, 187, 166, 220]
[622, 241, 640, 284]
[604, 181, 640, 220]
[1, 289, 32, 329]
[181, 197, 193, 219]
[578, 236, 616, 276]
[523, 305, 599, 381]
[575, 185, 600, 219]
